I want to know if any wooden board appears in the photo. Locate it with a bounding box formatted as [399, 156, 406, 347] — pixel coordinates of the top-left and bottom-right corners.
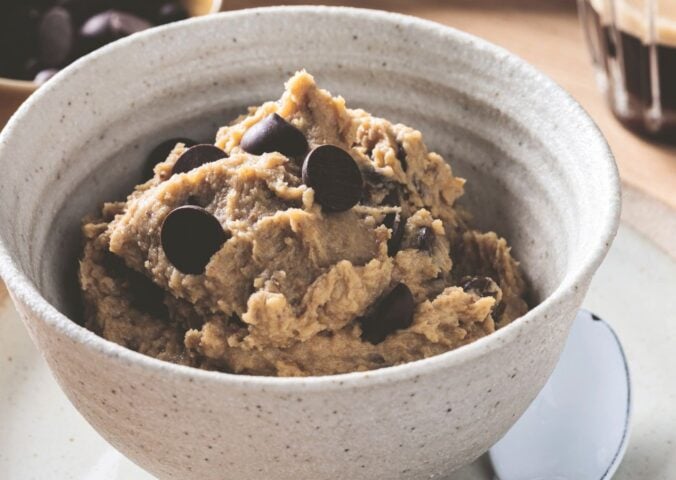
[220, 0, 676, 214]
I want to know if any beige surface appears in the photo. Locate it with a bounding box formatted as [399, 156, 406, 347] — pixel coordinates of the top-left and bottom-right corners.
[218, 0, 676, 227]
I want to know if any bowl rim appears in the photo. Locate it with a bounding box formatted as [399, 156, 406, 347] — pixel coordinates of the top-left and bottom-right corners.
[0, 5, 621, 390]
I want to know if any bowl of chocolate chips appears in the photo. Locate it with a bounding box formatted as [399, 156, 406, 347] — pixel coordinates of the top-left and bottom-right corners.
[0, 6, 620, 480]
[0, 0, 215, 128]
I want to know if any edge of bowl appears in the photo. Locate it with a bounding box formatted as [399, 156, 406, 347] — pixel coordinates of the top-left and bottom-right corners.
[0, 5, 621, 391]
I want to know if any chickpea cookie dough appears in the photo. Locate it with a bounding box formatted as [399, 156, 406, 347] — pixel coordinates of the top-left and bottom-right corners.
[79, 71, 529, 377]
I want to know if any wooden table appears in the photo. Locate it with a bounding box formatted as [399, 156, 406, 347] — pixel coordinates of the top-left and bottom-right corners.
[221, 0, 676, 255]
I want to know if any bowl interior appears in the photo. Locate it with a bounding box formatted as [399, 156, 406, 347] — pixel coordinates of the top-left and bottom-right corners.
[0, 7, 617, 333]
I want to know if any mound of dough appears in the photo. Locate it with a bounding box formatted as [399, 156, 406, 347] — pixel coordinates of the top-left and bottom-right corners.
[79, 71, 528, 376]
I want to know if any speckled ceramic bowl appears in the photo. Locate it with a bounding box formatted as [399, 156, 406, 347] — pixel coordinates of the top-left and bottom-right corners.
[0, 7, 620, 479]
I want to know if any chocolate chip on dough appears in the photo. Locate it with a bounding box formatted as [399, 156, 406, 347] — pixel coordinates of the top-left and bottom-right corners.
[416, 226, 434, 251]
[384, 212, 405, 256]
[161, 206, 228, 274]
[172, 144, 225, 175]
[145, 137, 196, 178]
[360, 283, 415, 344]
[240, 113, 308, 158]
[302, 145, 363, 212]
[395, 141, 408, 172]
[461, 276, 500, 300]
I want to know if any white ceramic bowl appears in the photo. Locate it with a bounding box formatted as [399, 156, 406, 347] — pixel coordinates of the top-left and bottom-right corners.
[0, 7, 620, 479]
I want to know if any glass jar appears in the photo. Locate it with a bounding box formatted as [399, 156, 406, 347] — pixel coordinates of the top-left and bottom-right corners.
[578, 0, 676, 140]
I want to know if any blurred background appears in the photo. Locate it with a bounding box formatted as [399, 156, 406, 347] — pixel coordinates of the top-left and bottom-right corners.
[1, 0, 673, 257]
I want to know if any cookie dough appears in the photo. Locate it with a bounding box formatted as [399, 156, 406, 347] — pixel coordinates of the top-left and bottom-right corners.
[79, 71, 528, 377]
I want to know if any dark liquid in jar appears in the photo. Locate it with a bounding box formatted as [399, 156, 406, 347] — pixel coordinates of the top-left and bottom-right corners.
[579, 0, 676, 141]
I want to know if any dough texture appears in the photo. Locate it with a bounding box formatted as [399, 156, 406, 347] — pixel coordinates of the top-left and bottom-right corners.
[79, 71, 528, 376]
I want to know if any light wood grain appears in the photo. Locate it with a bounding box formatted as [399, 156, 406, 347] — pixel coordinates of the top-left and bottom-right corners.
[220, 0, 676, 212]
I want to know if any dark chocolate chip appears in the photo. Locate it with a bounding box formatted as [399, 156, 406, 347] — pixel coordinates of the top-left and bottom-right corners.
[382, 188, 400, 207]
[161, 206, 229, 274]
[144, 137, 196, 179]
[384, 212, 405, 256]
[461, 276, 500, 299]
[38, 7, 74, 67]
[396, 141, 408, 172]
[56, 0, 108, 24]
[493, 301, 506, 321]
[79, 10, 153, 53]
[416, 227, 434, 251]
[34, 68, 58, 85]
[230, 314, 247, 329]
[360, 283, 415, 344]
[302, 145, 363, 212]
[172, 144, 226, 175]
[156, 2, 188, 23]
[240, 113, 308, 159]
[363, 169, 385, 186]
[367, 353, 386, 364]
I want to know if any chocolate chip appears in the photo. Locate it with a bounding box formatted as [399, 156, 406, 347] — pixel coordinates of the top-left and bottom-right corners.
[382, 188, 400, 207]
[363, 169, 384, 186]
[417, 227, 434, 251]
[384, 212, 405, 256]
[156, 2, 188, 23]
[230, 314, 247, 329]
[79, 10, 153, 53]
[57, 0, 108, 24]
[360, 283, 415, 344]
[461, 276, 500, 299]
[34, 68, 58, 85]
[463, 275, 505, 320]
[240, 113, 308, 159]
[144, 137, 196, 179]
[302, 145, 363, 212]
[38, 7, 74, 67]
[367, 353, 386, 364]
[161, 206, 229, 274]
[396, 141, 408, 172]
[172, 144, 225, 175]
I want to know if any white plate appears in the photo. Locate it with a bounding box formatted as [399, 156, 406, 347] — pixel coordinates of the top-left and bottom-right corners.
[1, 223, 674, 480]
